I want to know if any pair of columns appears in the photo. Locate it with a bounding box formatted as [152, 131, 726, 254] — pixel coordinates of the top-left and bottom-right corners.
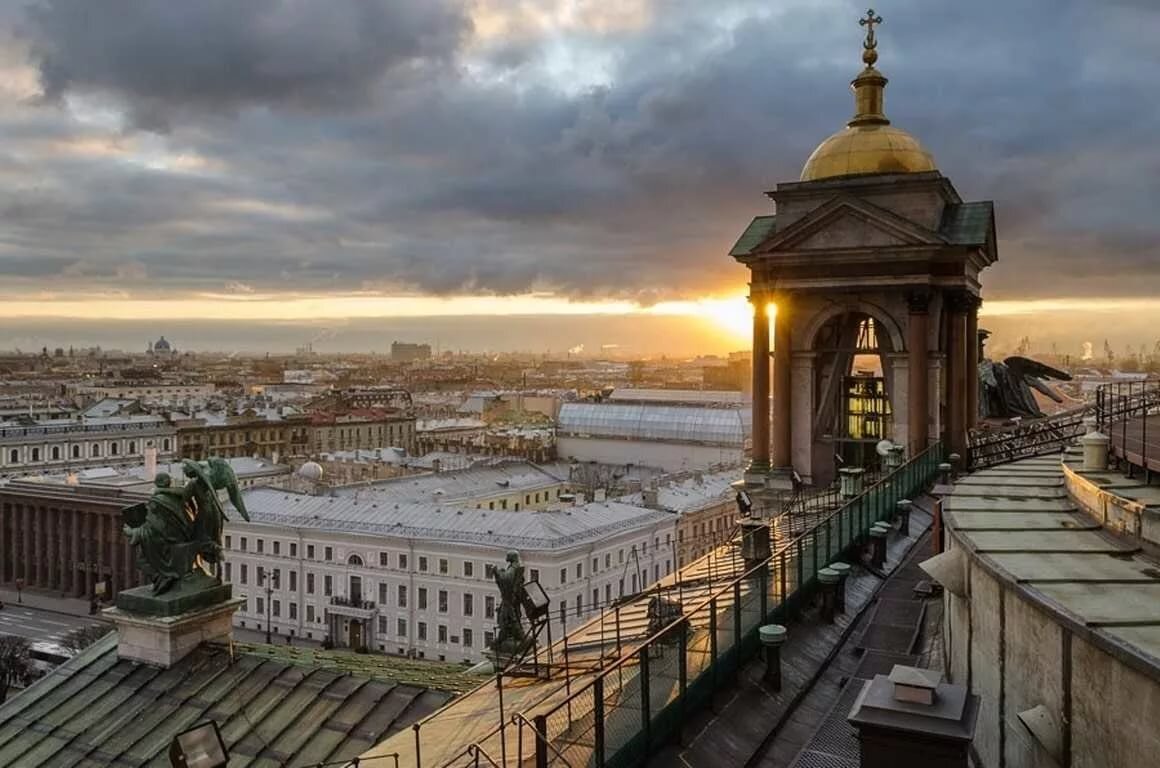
[749, 289, 979, 475]
[750, 296, 792, 473]
[908, 290, 980, 459]
[944, 292, 980, 460]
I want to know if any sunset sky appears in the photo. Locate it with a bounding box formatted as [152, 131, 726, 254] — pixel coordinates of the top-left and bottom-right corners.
[0, 0, 1157, 354]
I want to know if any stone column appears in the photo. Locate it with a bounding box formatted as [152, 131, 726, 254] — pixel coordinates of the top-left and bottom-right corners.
[97, 512, 107, 594]
[111, 514, 121, 596]
[54, 507, 65, 591]
[749, 292, 771, 474]
[966, 297, 981, 429]
[84, 512, 94, 598]
[945, 292, 970, 459]
[23, 505, 33, 583]
[907, 291, 931, 456]
[0, 503, 7, 584]
[772, 298, 793, 469]
[70, 508, 81, 596]
[47, 508, 57, 591]
[33, 504, 45, 587]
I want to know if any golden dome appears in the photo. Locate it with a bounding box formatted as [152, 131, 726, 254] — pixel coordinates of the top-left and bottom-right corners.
[799, 9, 936, 182]
[800, 124, 936, 181]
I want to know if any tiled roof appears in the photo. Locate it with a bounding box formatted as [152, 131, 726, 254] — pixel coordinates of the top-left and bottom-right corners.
[729, 215, 777, 256]
[240, 488, 675, 550]
[235, 642, 484, 695]
[0, 635, 455, 767]
[615, 468, 740, 513]
[939, 201, 994, 245]
[328, 459, 565, 504]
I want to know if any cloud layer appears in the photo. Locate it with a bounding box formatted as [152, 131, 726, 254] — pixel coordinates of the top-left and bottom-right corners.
[0, 0, 1156, 304]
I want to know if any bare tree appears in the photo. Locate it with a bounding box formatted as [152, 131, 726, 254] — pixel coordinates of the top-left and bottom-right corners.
[0, 635, 31, 704]
[569, 461, 619, 499]
[61, 625, 113, 655]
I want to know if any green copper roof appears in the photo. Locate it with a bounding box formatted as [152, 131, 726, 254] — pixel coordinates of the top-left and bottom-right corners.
[940, 201, 994, 245]
[0, 635, 462, 767]
[234, 642, 485, 695]
[729, 215, 777, 257]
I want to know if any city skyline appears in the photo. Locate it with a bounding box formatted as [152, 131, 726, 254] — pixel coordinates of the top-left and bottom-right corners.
[4, 297, 1160, 358]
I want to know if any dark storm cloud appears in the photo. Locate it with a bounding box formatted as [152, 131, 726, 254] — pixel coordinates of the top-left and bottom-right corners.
[22, 0, 468, 128]
[1, 0, 1157, 302]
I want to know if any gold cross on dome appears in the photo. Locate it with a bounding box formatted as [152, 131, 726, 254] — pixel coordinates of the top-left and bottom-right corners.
[859, 8, 884, 65]
[860, 8, 883, 49]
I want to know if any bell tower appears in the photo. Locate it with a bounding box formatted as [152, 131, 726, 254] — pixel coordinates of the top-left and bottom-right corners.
[733, 10, 997, 488]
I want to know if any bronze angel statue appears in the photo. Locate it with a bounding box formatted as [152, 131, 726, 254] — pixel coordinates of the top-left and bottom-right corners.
[122, 457, 250, 594]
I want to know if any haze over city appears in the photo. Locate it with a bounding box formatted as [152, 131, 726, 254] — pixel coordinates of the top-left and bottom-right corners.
[0, 0, 1156, 355]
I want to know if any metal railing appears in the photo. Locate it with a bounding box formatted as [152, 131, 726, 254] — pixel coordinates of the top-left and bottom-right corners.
[512, 442, 945, 767]
[968, 406, 1091, 470]
[1096, 380, 1160, 479]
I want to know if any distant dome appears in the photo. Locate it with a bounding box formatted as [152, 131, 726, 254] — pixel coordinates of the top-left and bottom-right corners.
[153, 336, 172, 351]
[297, 461, 324, 481]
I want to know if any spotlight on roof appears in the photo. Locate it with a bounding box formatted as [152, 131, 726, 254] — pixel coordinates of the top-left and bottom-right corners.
[521, 579, 551, 622]
[169, 721, 228, 768]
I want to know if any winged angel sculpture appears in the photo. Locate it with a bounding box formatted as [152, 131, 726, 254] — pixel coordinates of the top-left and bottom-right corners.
[121, 457, 251, 594]
[979, 356, 1072, 420]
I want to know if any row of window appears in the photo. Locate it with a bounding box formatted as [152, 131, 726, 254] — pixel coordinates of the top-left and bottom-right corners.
[3, 438, 172, 465]
[243, 575, 669, 632]
[232, 559, 672, 624]
[226, 537, 673, 587]
[226, 563, 500, 617]
[474, 487, 560, 511]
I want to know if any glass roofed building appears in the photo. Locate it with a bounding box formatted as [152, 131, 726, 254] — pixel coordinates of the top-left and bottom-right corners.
[556, 400, 751, 472]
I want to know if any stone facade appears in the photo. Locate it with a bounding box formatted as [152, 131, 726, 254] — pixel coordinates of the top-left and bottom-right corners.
[0, 480, 143, 599]
[0, 415, 176, 477]
[733, 172, 996, 486]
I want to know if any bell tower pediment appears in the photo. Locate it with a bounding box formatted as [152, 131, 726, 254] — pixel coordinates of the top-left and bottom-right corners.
[750, 196, 945, 256]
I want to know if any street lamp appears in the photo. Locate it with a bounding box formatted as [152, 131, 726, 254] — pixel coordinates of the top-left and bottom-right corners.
[259, 570, 278, 644]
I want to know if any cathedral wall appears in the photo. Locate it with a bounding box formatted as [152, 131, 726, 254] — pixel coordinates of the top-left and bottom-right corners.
[943, 522, 1160, 768]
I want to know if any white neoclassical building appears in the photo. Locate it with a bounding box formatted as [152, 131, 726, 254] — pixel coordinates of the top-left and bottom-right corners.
[224, 488, 677, 663]
[0, 415, 177, 478]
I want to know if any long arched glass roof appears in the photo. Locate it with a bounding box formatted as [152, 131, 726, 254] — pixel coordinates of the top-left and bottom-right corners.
[557, 403, 750, 446]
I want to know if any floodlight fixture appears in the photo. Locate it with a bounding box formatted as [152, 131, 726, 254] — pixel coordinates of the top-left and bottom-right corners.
[169, 721, 228, 768]
[521, 579, 551, 621]
[735, 490, 753, 517]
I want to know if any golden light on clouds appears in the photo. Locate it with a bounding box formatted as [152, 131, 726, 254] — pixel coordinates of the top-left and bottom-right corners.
[0, 292, 754, 342]
[469, 0, 653, 42]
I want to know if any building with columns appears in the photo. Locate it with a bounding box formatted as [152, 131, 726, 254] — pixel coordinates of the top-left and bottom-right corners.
[730, 21, 996, 488]
[0, 480, 140, 601]
[0, 457, 292, 601]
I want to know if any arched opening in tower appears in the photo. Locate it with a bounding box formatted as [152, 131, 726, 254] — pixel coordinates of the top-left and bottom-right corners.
[812, 312, 894, 473]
